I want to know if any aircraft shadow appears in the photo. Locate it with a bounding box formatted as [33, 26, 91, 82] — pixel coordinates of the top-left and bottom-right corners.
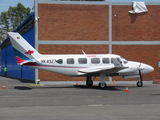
[14, 85, 74, 90]
[14, 86, 33, 90]
[74, 85, 123, 91]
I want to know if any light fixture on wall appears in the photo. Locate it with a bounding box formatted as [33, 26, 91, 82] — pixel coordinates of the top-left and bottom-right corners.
[35, 17, 40, 21]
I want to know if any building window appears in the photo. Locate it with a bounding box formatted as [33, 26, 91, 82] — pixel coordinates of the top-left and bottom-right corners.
[67, 58, 74, 64]
[78, 58, 87, 64]
[91, 58, 100, 64]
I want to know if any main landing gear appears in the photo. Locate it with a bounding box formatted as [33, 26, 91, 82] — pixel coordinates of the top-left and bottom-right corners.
[99, 83, 107, 89]
[86, 76, 93, 87]
[99, 73, 107, 89]
[86, 73, 107, 89]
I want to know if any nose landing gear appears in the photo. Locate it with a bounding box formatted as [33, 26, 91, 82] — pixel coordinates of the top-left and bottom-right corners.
[137, 65, 143, 87]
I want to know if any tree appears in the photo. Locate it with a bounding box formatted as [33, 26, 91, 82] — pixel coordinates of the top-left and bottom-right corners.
[0, 3, 31, 42]
[0, 12, 9, 42]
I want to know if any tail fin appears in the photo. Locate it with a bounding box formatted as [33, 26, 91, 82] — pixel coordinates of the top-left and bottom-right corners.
[8, 32, 41, 65]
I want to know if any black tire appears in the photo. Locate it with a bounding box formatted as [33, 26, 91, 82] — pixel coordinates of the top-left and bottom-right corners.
[137, 81, 143, 87]
[86, 80, 93, 87]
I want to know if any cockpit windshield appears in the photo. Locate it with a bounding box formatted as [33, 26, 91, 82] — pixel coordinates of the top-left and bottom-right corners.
[120, 57, 128, 64]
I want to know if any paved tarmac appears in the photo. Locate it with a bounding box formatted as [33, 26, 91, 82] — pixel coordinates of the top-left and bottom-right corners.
[0, 76, 160, 120]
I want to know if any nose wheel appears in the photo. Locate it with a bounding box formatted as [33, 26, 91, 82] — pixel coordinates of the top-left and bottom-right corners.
[137, 81, 143, 87]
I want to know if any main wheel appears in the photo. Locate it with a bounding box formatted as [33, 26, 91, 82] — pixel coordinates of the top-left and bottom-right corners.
[99, 83, 106, 89]
[137, 81, 143, 87]
[86, 80, 93, 87]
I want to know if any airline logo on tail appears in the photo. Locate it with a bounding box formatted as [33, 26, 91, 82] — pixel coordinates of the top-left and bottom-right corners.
[25, 50, 34, 55]
[13, 48, 33, 64]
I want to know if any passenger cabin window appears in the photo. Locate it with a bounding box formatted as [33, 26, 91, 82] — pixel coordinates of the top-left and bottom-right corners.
[78, 58, 87, 64]
[91, 58, 100, 64]
[67, 58, 74, 64]
[103, 58, 109, 64]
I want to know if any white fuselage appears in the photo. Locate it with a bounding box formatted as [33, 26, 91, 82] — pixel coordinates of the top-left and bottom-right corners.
[26, 54, 154, 78]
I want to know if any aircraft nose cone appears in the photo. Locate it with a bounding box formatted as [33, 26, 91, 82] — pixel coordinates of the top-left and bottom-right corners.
[141, 63, 154, 74]
[149, 66, 154, 72]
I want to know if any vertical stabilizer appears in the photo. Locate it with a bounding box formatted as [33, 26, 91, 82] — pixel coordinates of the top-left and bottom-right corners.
[8, 32, 41, 64]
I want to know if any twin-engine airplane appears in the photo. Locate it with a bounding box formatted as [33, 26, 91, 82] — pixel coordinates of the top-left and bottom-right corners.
[8, 32, 154, 88]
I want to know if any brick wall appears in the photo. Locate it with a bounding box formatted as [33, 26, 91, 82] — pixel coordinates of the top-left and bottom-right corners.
[39, 45, 108, 54]
[38, 4, 108, 41]
[112, 5, 160, 41]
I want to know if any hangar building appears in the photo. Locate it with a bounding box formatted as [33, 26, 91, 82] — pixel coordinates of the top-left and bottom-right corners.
[1, 0, 160, 83]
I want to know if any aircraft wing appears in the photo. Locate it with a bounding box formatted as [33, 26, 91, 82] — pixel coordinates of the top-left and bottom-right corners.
[78, 65, 114, 73]
[78, 58, 128, 75]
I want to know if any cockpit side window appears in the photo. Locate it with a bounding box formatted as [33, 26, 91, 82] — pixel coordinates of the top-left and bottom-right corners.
[120, 57, 128, 64]
[116, 58, 122, 64]
[111, 58, 122, 65]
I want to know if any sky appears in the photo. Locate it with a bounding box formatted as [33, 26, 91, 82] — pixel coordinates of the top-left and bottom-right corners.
[0, 0, 160, 13]
[0, 0, 34, 13]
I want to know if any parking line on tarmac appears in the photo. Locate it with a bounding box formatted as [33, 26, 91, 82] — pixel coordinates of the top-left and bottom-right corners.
[88, 104, 104, 107]
[88, 104, 111, 107]
[30, 84, 44, 86]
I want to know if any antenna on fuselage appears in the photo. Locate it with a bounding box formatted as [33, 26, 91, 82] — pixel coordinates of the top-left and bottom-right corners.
[81, 49, 86, 55]
[79, 47, 86, 55]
